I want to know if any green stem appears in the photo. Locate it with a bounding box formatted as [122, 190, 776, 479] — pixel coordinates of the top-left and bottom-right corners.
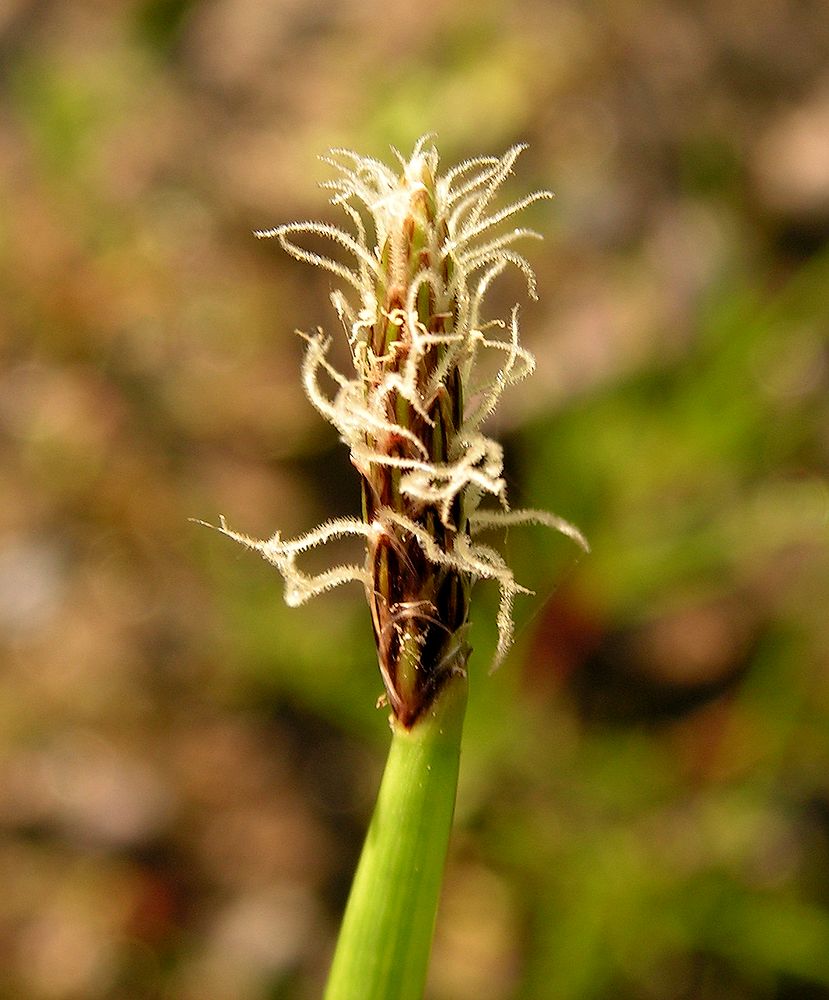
[324, 670, 468, 1000]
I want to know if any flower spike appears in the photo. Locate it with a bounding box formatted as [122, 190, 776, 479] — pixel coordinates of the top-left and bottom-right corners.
[216, 138, 587, 725]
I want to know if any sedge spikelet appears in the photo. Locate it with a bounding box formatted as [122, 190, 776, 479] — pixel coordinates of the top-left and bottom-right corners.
[211, 138, 588, 725]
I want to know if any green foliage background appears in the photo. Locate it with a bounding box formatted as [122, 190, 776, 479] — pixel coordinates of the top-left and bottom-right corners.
[1, 1, 827, 998]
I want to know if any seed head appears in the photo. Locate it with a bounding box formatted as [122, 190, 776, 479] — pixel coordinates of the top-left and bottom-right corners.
[215, 137, 587, 725]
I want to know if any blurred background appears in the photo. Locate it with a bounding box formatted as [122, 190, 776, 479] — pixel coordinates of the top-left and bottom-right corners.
[1, 0, 828, 997]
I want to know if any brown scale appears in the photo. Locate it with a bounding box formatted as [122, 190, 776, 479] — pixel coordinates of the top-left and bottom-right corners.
[361, 197, 470, 726]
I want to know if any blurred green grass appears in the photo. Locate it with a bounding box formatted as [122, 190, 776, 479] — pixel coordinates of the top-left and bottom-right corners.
[1, 2, 828, 998]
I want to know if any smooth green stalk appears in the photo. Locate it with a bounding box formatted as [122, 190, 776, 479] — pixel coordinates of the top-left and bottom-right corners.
[324, 670, 467, 1000]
